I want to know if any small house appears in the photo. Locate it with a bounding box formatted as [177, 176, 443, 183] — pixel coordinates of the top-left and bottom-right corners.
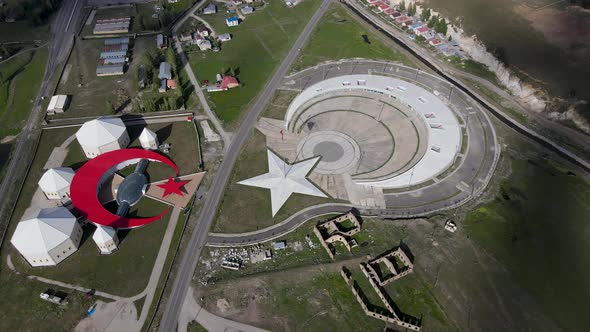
[166, 79, 177, 89]
[221, 76, 239, 89]
[158, 62, 172, 80]
[241, 6, 254, 14]
[197, 39, 212, 51]
[218, 33, 232, 42]
[226, 16, 239, 27]
[179, 32, 193, 42]
[197, 26, 209, 37]
[273, 241, 287, 250]
[203, 3, 217, 14]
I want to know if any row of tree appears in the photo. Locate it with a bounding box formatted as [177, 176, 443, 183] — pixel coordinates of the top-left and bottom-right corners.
[399, 1, 448, 35]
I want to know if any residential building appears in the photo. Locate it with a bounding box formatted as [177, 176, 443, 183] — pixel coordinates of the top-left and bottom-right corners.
[159, 62, 172, 80]
[159, 79, 167, 93]
[414, 26, 430, 36]
[241, 5, 254, 14]
[273, 241, 287, 250]
[46, 95, 69, 114]
[226, 16, 239, 27]
[203, 3, 217, 14]
[38, 167, 75, 200]
[179, 32, 193, 42]
[75, 117, 130, 158]
[10, 207, 83, 267]
[197, 39, 212, 51]
[218, 33, 232, 42]
[221, 75, 239, 89]
[197, 26, 209, 37]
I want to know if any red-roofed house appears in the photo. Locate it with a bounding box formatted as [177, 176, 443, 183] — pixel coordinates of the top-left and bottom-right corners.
[389, 11, 401, 19]
[395, 15, 410, 23]
[221, 76, 239, 89]
[414, 26, 430, 35]
[384, 8, 395, 15]
[377, 3, 389, 12]
[167, 79, 177, 89]
[429, 38, 443, 46]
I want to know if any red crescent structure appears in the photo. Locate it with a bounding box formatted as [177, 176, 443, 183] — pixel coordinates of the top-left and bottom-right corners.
[70, 149, 179, 228]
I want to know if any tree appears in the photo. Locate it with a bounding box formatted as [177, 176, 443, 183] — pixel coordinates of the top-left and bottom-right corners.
[106, 101, 115, 114]
[420, 8, 431, 21]
[428, 15, 439, 28]
[410, 3, 418, 16]
[165, 47, 176, 75]
[399, 0, 406, 11]
[435, 18, 448, 35]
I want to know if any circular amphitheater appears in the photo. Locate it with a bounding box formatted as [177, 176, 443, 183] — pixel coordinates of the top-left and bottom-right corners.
[284, 74, 462, 189]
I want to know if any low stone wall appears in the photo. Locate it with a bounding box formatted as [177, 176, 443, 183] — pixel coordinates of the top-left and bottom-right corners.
[340, 266, 421, 331]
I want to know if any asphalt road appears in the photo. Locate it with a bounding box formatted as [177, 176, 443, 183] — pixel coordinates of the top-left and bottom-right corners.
[158, 0, 334, 330]
[0, 0, 82, 231]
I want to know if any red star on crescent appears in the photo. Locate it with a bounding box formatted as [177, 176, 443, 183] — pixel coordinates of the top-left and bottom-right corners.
[157, 177, 190, 197]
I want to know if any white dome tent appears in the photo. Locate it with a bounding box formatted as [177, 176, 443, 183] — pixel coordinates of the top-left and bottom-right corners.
[139, 127, 159, 150]
[10, 207, 83, 267]
[38, 167, 75, 200]
[92, 225, 119, 254]
[76, 117, 130, 158]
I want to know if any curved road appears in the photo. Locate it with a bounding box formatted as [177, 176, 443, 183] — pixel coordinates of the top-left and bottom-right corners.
[158, 0, 334, 330]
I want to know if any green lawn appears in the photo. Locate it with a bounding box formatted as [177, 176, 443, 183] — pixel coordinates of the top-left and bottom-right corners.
[292, 3, 412, 72]
[0, 272, 99, 332]
[12, 199, 172, 297]
[465, 157, 590, 330]
[0, 46, 48, 139]
[187, 0, 322, 126]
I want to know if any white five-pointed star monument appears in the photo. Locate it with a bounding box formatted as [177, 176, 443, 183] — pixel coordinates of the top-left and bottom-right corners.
[238, 149, 327, 216]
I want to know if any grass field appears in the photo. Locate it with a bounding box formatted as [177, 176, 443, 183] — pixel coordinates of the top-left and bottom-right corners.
[464, 155, 590, 330]
[187, 0, 322, 126]
[0, 128, 88, 331]
[0, 272, 100, 332]
[292, 3, 413, 72]
[383, 274, 452, 330]
[200, 268, 386, 331]
[212, 129, 333, 233]
[0, 46, 47, 139]
[12, 199, 171, 297]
